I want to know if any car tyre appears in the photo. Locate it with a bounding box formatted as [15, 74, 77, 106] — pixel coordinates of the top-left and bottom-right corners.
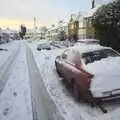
[55, 65, 62, 77]
[87, 91, 97, 107]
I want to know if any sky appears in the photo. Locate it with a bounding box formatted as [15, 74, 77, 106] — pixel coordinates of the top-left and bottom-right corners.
[0, 0, 91, 30]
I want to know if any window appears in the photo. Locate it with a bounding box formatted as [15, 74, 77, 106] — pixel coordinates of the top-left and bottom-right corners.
[82, 49, 119, 64]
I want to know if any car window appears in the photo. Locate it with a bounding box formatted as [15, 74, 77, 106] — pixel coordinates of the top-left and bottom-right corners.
[82, 49, 119, 64]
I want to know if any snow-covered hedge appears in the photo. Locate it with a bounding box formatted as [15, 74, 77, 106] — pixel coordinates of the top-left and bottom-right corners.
[93, 0, 120, 28]
[92, 0, 120, 51]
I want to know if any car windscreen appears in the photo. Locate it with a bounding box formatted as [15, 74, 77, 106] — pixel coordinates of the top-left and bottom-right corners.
[82, 49, 119, 64]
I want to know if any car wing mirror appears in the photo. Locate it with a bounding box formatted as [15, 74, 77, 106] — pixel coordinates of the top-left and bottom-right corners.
[56, 56, 61, 59]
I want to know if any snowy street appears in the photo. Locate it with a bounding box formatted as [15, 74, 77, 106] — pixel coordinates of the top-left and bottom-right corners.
[0, 40, 120, 120]
[0, 41, 32, 120]
[0, 0, 120, 120]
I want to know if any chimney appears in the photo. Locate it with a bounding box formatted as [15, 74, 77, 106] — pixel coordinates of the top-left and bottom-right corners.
[92, 0, 95, 9]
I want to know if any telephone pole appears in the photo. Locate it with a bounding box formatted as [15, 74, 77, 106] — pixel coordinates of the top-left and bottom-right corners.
[34, 17, 37, 29]
[92, 0, 95, 9]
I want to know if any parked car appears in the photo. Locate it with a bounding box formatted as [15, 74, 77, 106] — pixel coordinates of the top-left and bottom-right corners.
[55, 44, 120, 103]
[76, 39, 100, 45]
[0, 32, 11, 43]
[37, 42, 51, 51]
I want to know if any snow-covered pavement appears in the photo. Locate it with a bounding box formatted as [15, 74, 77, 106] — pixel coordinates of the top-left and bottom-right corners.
[27, 40, 120, 120]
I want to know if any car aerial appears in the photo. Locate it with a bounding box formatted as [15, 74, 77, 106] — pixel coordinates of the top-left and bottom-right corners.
[37, 42, 51, 51]
[55, 44, 120, 104]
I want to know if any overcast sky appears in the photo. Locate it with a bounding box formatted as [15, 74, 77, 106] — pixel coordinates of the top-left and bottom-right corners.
[0, 0, 91, 29]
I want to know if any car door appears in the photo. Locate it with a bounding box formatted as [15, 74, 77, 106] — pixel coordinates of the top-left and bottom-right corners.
[62, 49, 80, 82]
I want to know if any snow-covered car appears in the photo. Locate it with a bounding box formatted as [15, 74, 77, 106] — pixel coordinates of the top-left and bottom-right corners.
[0, 32, 11, 43]
[55, 44, 120, 103]
[76, 39, 100, 45]
[37, 43, 51, 51]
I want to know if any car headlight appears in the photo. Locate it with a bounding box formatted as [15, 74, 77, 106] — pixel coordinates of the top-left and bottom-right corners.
[102, 91, 112, 97]
[92, 91, 112, 98]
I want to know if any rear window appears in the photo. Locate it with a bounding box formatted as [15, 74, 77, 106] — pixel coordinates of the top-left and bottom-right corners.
[82, 49, 119, 64]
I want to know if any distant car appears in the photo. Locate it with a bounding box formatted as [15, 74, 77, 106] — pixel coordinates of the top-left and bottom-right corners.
[28, 40, 32, 43]
[55, 44, 120, 103]
[0, 32, 11, 43]
[37, 43, 51, 51]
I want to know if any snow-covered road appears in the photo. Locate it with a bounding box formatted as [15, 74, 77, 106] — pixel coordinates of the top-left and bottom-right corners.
[0, 41, 64, 120]
[0, 41, 32, 120]
[0, 40, 120, 120]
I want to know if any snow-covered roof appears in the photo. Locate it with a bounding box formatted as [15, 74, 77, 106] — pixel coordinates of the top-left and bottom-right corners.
[84, 6, 99, 18]
[47, 22, 68, 32]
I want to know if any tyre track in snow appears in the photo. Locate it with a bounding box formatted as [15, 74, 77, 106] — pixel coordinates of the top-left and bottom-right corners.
[26, 44, 64, 120]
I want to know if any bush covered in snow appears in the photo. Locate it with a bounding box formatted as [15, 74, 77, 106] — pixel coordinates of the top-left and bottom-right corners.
[93, 0, 120, 51]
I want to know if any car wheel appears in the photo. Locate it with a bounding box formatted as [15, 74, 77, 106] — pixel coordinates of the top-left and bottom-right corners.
[73, 84, 80, 101]
[55, 62, 62, 77]
[55, 64, 62, 77]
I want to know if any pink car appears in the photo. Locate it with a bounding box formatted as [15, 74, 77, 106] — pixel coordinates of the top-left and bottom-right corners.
[55, 45, 120, 104]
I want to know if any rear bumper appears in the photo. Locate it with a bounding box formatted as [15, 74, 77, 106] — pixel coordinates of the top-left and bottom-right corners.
[95, 94, 120, 101]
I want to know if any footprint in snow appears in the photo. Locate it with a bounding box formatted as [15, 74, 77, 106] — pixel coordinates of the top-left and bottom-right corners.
[3, 108, 9, 116]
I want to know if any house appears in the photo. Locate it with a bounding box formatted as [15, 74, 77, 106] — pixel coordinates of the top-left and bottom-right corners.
[68, 0, 114, 41]
[46, 21, 68, 41]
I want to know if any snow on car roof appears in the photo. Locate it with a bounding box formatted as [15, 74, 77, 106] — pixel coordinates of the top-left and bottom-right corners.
[72, 44, 111, 54]
[77, 39, 100, 43]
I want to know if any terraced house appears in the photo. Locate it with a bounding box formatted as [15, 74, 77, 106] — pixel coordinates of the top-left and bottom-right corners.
[68, 0, 114, 41]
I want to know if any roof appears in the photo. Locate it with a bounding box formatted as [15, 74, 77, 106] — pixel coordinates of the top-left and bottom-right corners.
[84, 6, 99, 18]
